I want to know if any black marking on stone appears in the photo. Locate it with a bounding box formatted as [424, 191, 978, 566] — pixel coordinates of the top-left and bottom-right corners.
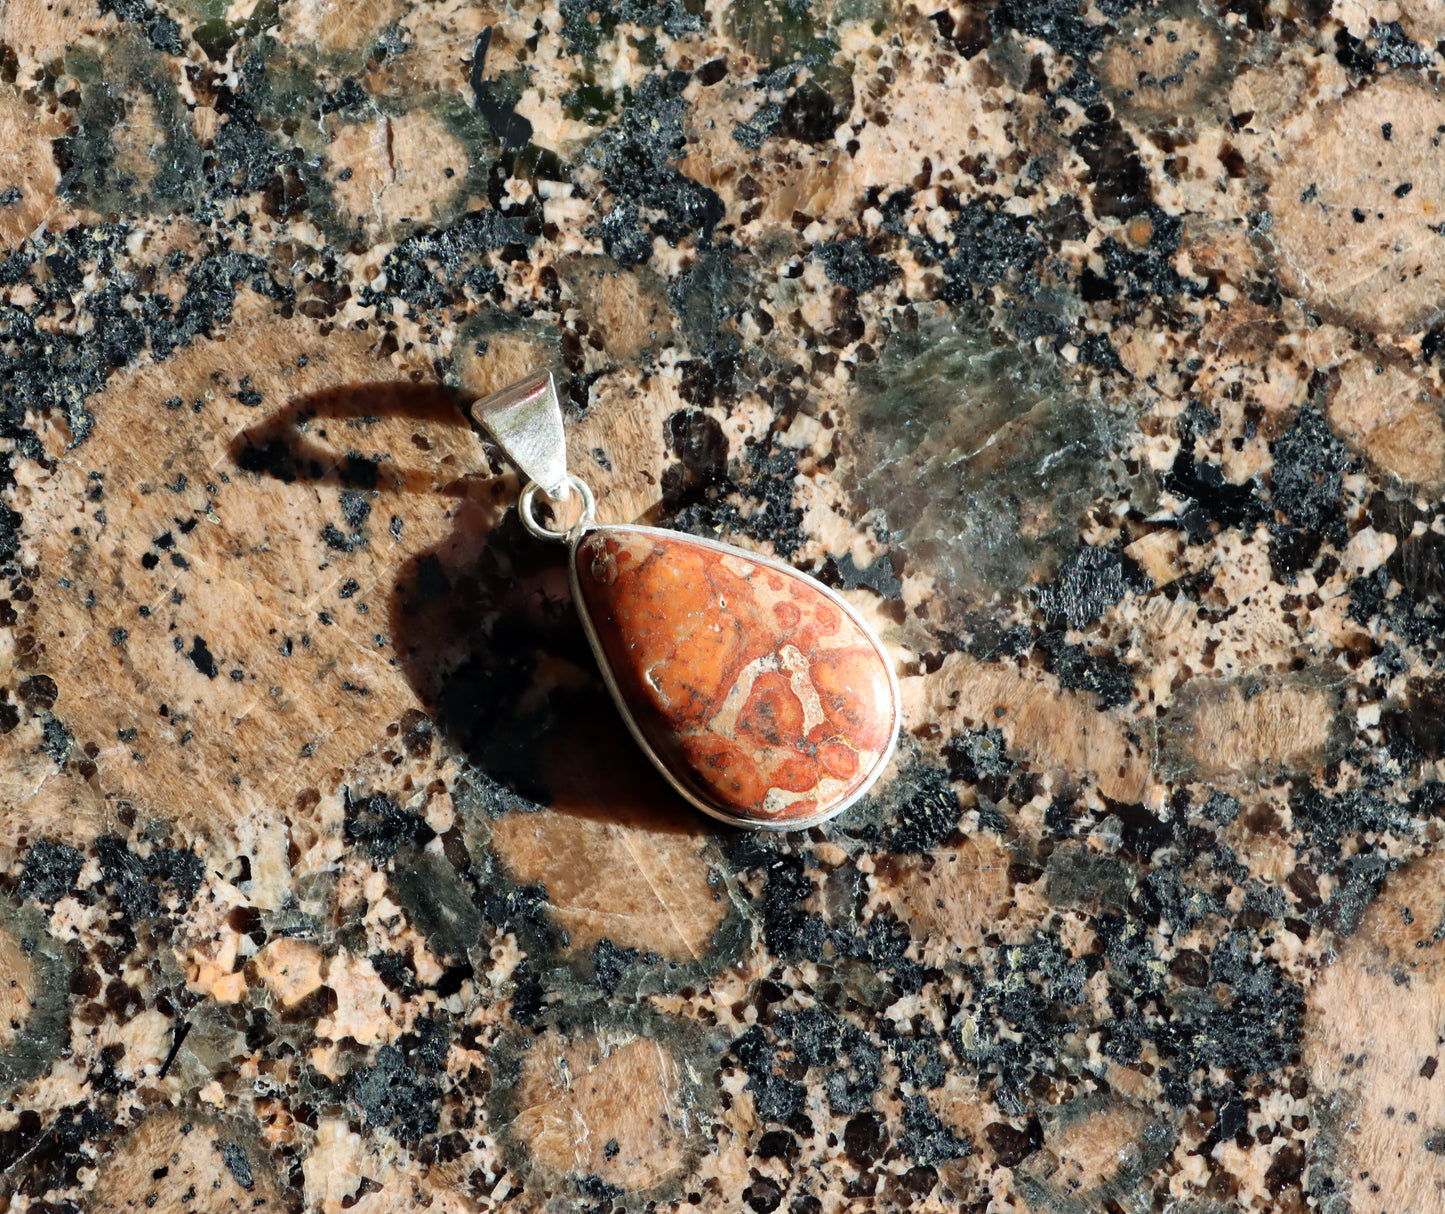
[321, 523, 354, 552]
[188, 636, 218, 679]
[157, 1019, 190, 1079]
[96, 835, 204, 918]
[1070, 114, 1153, 220]
[732, 1024, 806, 1122]
[471, 28, 535, 153]
[994, 0, 1111, 60]
[97, 0, 183, 54]
[939, 201, 1044, 303]
[344, 788, 436, 863]
[339, 490, 371, 528]
[40, 715, 72, 766]
[592, 938, 654, 994]
[220, 1142, 254, 1191]
[586, 73, 723, 265]
[510, 962, 543, 1024]
[944, 728, 1014, 802]
[1269, 406, 1354, 548]
[19, 839, 83, 905]
[557, 0, 704, 57]
[818, 551, 903, 599]
[349, 1043, 441, 1139]
[1161, 448, 1268, 542]
[818, 238, 897, 293]
[733, 102, 780, 149]
[1034, 544, 1149, 629]
[319, 77, 369, 116]
[370, 950, 420, 996]
[365, 210, 531, 313]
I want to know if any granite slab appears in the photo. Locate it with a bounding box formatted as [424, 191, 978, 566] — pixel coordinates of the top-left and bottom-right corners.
[0, 0, 1439, 1211]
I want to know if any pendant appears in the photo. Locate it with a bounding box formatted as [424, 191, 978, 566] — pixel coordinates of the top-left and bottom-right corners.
[471, 371, 901, 831]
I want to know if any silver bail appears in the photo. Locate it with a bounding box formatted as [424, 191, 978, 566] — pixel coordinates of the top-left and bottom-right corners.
[470, 368, 570, 499]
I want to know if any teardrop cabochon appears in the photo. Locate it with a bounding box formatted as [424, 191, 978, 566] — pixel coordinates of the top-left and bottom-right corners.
[569, 523, 902, 831]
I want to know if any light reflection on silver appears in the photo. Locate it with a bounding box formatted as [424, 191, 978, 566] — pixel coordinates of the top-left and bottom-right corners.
[471, 367, 571, 500]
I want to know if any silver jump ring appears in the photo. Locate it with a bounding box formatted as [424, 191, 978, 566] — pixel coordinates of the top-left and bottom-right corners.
[519, 475, 596, 542]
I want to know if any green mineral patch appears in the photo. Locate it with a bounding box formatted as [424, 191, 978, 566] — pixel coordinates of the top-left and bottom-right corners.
[852, 308, 1135, 612]
[62, 37, 203, 216]
[177, 0, 281, 62]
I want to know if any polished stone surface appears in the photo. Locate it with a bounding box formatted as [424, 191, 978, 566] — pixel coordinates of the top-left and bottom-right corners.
[574, 526, 897, 826]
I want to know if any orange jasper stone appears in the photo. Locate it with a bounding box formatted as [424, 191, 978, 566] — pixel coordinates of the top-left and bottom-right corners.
[572, 526, 899, 827]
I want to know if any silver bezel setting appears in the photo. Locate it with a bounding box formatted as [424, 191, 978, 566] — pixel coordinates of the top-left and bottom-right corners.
[567, 522, 903, 833]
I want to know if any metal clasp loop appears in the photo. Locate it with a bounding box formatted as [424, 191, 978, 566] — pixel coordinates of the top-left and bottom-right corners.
[518, 474, 596, 543]
[471, 368, 597, 540]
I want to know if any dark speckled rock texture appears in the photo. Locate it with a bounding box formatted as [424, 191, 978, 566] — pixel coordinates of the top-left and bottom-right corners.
[0, 0, 1444, 1210]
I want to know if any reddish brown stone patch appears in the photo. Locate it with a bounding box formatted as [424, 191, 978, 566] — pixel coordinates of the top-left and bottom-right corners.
[573, 527, 897, 827]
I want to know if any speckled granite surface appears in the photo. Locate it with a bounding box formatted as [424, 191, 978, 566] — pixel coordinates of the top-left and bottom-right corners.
[1, 0, 1445, 1211]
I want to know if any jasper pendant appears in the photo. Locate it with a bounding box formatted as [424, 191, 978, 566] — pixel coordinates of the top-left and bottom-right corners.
[472, 371, 900, 831]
